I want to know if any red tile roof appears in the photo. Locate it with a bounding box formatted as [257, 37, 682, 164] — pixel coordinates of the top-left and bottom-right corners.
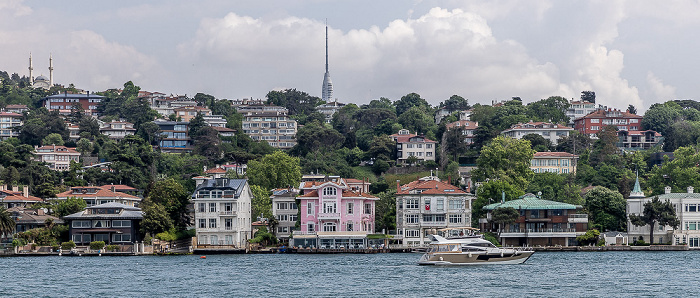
[56, 186, 139, 199]
[397, 179, 466, 195]
[580, 109, 642, 119]
[205, 167, 227, 174]
[446, 120, 479, 130]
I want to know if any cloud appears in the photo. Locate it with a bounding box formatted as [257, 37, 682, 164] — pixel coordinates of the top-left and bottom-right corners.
[179, 7, 563, 104]
[0, 0, 32, 17]
[646, 71, 676, 102]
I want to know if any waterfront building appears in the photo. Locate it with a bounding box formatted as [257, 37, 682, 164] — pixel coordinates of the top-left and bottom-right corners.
[64, 202, 144, 245]
[39, 92, 105, 116]
[9, 207, 63, 234]
[0, 111, 22, 140]
[480, 193, 589, 246]
[241, 107, 297, 149]
[153, 119, 192, 153]
[445, 120, 479, 146]
[99, 121, 136, 140]
[395, 176, 474, 246]
[33, 145, 81, 171]
[0, 185, 43, 209]
[389, 129, 436, 165]
[54, 186, 142, 207]
[627, 183, 700, 247]
[530, 152, 578, 174]
[192, 177, 252, 247]
[293, 176, 379, 248]
[501, 121, 574, 145]
[271, 187, 299, 241]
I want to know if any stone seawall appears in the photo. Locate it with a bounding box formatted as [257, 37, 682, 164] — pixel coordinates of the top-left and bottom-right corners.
[534, 245, 689, 251]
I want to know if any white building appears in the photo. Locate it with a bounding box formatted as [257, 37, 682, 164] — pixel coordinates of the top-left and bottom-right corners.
[316, 100, 345, 124]
[0, 112, 22, 140]
[566, 100, 601, 125]
[627, 182, 700, 247]
[192, 177, 252, 247]
[34, 145, 81, 171]
[395, 176, 474, 246]
[241, 108, 298, 149]
[99, 121, 136, 140]
[501, 121, 574, 145]
[390, 129, 436, 165]
[271, 187, 299, 241]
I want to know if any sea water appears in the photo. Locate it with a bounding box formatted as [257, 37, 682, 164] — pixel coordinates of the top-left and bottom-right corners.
[1, 251, 696, 297]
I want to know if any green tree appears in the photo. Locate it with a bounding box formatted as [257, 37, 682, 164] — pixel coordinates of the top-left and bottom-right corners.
[0, 206, 15, 241]
[629, 196, 680, 244]
[292, 121, 345, 156]
[397, 106, 436, 136]
[42, 133, 64, 146]
[642, 102, 681, 136]
[247, 151, 301, 190]
[140, 202, 174, 235]
[266, 89, 323, 116]
[76, 138, 93, 156]
[472, 135, 535, 191]
[473, 180, 524, 226]
[394, 92, 431, 117]
[576, 229, 600, 246]
[646, 146, 700, 195]
[375, 190, 396, 232]
[490, 207, 520, 237]
[250, 184, 272, 221]
[146, 178, 191, 229]
[55, 197, 87, 218]
[580, 91, 596, 103]
[439, 95, 470, 113]
[366, 135, 394, 162]
[584, 186, 627, 232]
[526, 96, 570, 124]
[522, 133, 552, 152]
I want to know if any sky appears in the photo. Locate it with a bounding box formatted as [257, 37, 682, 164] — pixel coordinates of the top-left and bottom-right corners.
[2, 0, 699, 113]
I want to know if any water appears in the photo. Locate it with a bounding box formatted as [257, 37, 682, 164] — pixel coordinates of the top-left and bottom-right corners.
[1, 251, 696, 297]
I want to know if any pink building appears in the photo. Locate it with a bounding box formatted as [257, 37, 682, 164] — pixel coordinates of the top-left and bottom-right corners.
[298, 179, 378, 234]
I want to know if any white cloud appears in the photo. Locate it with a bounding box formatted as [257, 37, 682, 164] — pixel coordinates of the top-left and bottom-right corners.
[0, 0, 32, 17]
[646, 71, 676, 102]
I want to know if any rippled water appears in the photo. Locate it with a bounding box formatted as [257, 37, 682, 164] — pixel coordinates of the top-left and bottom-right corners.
[2, 251, 697, 297]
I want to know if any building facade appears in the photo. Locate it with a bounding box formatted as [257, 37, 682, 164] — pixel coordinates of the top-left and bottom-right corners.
[574, 108, 644, 138]
[153, 119, 192, 153]
[445, 120, 479, 146]
[566, 100, 599, 124]
[627, 183, 700, 247]
[34, 145, 81, 171]
[99, 121, 136, 140]
[390, 129, 436, 165]
[271, 188, 299, 240]
[617, 130, 663, 151]
[395, 176, 474, 246]
[0, 185, 43, 209]
[530, 152, 578, 174]
[174, 106, 212, 122]
[501, 121, 574, 145]
[39, 93, 105, 116]
[481, 194, 589, 246]
[192, 178, 252, 247]
[0, 112, 22, 140]
[64, 202, 143, 245]
[241, 109, 297, 149]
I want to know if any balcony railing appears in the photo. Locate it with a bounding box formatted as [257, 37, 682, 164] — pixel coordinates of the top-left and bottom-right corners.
[317, 212, 341, 219]
[220, 211, 236, 216]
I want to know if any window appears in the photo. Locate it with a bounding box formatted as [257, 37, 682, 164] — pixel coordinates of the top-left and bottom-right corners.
[406, 199, 419, 209]
[307, 202, 314, 215]
[347, 221, 354, 231]
[277, 202, 288, 210]
[436, 199, 444, 211]
[223, 203, 233, 214]
[307, 223, 315, 232]
[426, 144, 432, 149]
[289, 214, 298, 222]
[405, 229, 420, 238]
[199, 219, 206, 228]
[112, 234, 131, 242]
[112, 220, 131, 227]
[449, 214, 462, 224]
[209, 203, 216, 213]
[591, 119, 599, 123]
[225, 218, 233, 230]
[422, 214, 445, 222]
[424, 199, 431, 211]
[364, 203, 372, 214]
[277, 214, 289, 222]
[449, 199, 464, 210]
[323, 202, 337, 213]
[591, 126, 599, 131]
[198, 203, 205, 212]
[323, 222, 336, 232]
[550, 210, 563, 216]
[209, 218, 217, 228]
[72, 220, 91, 228]
[530, 210, 540, 219]
[322, 187, 337, 196]
[405, 214, 419, 224]
[347, 202, 354, 214]
[93, 220, 110, 228]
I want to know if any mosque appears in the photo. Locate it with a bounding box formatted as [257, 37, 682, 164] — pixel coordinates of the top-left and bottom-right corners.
[28, 53, 54, 89]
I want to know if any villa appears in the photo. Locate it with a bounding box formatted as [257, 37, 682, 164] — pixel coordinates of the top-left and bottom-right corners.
[192, 177, 252, 248]
[64, 202, 144, 245]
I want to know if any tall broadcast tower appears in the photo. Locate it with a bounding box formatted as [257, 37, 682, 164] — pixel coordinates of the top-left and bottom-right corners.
[321, 21, 333, 102]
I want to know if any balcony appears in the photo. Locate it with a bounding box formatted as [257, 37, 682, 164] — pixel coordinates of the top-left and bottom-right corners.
[499, 228, 578, 238]
[317, 212, 341, 220]
[568, 214, 588, 223]
[220, 211, 237, 216]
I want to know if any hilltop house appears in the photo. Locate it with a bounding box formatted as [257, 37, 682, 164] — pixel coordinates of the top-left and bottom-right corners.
[389, 129, 436, 165]
[0, 185, 43, 209]
[530, 152, 578, 174]
[395, 176, 474, 246]
[34, 145, 81, 171]
[480, 193, 588, 246]
[501, 121, 574, 145]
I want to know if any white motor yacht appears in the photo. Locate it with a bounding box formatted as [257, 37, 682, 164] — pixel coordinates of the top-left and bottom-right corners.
[418, 228, 534, 265]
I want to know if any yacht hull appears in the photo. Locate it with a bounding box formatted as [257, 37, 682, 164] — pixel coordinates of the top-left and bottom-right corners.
[418, 251, 534, 265]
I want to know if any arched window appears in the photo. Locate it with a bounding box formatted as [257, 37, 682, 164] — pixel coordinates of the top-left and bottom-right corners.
[322, 187, 337, 196]
[323, 222, 337, 232]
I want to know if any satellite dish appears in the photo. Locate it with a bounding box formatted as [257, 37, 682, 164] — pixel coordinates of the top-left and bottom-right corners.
[537, 191, 542, 197]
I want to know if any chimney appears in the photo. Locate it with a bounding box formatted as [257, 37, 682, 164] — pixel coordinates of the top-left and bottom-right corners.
[23, 185, 28, 198]
[689, 186, 694, 194]
[396, 180, 401, 192]
[12, 186, 18, 192]
[665, 186, 672, 194]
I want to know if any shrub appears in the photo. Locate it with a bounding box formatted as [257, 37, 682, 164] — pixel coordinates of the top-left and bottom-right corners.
[89, 241, 105, 250]
[60, 241, 76, 250]
[156, 231, 177, 242]
[105, 245, 119, 252]
[483, 232, 501, 246]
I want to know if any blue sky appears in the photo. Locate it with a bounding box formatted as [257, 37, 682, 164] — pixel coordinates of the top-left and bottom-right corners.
[2, 0, 700, 113]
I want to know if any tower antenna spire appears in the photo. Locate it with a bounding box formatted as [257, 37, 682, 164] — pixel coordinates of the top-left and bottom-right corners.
[321, 19, 333, 102]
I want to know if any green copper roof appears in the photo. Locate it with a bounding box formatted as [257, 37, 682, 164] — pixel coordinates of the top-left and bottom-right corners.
[483, 194, 580, 210]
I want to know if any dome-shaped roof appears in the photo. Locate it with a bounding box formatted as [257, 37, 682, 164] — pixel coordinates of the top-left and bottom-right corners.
[35, 75, 49, 81]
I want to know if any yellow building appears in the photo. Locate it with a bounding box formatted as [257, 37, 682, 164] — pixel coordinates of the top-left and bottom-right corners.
[530, 152, 578, 174]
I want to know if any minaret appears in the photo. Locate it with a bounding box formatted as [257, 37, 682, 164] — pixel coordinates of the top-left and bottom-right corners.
[321, 21, 333, 102]
[28, 53, 34, 83]
[49, 54, 54, 87]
